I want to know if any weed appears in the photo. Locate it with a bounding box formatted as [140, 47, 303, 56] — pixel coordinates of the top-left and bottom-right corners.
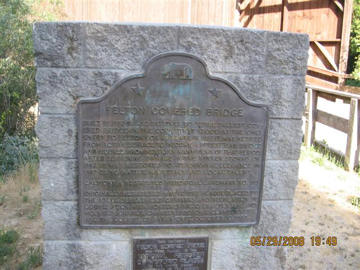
[301, 143, 346, 171]
[28, 163, 37, 183]
[22, 195, 29, 203]
[19, 186, 30, 196]
[351, 196, 360, 209]
[0, 195, 5, 206]
[0, 135, 38, 181]
[27, 200, 41, 220]
[16, 246, 42, 270]
[312, 156, 324, 167]
[0, 230, 19, 244]
[0, 229, 19, 265]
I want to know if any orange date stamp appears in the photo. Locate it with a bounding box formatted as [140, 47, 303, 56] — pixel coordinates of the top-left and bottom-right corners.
[250, 236, 337, 247]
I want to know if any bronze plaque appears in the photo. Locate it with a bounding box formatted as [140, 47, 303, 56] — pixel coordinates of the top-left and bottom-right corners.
[133, 237, 208, 270]
[78, 52, 268, 228]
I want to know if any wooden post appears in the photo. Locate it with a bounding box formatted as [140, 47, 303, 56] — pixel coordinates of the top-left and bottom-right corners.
[281, 0, 289, 32]
[339, 0, 353, 86]
[304, 88, 318, 148]
[345, 98, 359, 171]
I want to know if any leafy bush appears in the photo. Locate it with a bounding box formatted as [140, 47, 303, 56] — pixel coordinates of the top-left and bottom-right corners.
[0, 0, 37, 139]
[0, 0, 64, 139]
[0, 134, 38, 180]
[349, 0, 360, 79]
[345, 78, 360, 87]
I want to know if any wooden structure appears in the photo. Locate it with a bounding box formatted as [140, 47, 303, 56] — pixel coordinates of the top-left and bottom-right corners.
[304, 84, 360, 170]
[61, 0, 353, 90]
[236, 0, 353, 89]
[61, 0, 237, 26]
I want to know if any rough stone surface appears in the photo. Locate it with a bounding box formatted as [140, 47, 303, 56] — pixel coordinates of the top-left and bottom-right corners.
[35, 114, 76, 158]
[34, 22, 309, 270]
[214, 73, 306, 119]
[42, 201, 252, 241]
[178, 26, 266, 73]
[43, 241, 130, 270]
[36, 68, 130, 114]
[42, 201, 81, 240]
[211, 239, 250, 270]
[252, 200, 293, 236]
[266, 31, 309, 76]
[33, 23, 83, 67]
[211, 239, 287, 270]
[84, 24, 178, 69]
[39, 159, 77, 201]
[263, 160, 299, 200]
[267, 119, 303, 160]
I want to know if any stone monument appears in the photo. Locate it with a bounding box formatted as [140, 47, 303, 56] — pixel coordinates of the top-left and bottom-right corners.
[34, 22, 308, 269]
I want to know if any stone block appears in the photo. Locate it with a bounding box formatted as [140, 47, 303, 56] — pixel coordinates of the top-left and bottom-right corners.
[263, 160, 299, 200]
[178, 26, 266, 73]
[211, 239, 288, 270]
[39, 158, 77, 201]
[84, 23, 178, 69]
[266, 31, 309, 76]
[42, 201, 252, 241]
[214, 73, 305, 119]
[266, 119, 303, 160]
[42, 201, 81, 240]
[43, 241, 130, 270]
[33, 22, 83, 67]
[36, 114, 76, 158]
[36, 68, 130, 114]
[252, 200, 294, 236]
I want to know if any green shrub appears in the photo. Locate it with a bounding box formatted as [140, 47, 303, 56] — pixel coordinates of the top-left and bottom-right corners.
[349, 0, 360, 79]
[0, 134, 38, 180]
[345, 78, 360, 87]
[0, 0, 37, 139]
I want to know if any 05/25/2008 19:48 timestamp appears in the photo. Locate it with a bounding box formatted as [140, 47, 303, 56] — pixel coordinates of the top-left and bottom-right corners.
[250, 236, 338, 247]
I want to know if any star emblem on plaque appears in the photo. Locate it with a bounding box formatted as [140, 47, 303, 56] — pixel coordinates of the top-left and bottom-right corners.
[130, 82, 145, 96]
[208, 87, 220, 98]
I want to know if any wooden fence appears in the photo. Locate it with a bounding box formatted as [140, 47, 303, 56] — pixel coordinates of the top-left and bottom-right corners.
[304, 84, 360, 170]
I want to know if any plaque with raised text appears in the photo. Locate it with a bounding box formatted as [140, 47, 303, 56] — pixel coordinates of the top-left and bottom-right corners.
[133, 237, 208, 270]
[78, 52, 268, 228]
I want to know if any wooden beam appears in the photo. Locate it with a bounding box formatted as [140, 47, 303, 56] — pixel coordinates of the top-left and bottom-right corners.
[304, 88, 318, 148]
[339, 0, 354, 83]
[332, 0, 344, 12]
[317, 110, 348, 133]
[281, 0, 289, 32]
[307, 65, 342, 77]
[306, 84, 360, 100]
[239, 0, 251, 10]
[306, 75, 339, 90]
[317, 92, 338, 102]
[310, 39, 341, 43]
[345, 98, 359, 170]
[314, 41, 339, 71]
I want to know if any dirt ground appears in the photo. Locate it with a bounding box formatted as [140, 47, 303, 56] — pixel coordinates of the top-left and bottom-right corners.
[286, 148, 360, 270]
[1, 148, 360, 269]
[0, 164, 43, 269]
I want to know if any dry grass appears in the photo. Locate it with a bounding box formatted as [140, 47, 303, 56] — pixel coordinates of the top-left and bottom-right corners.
[0, 163, 43, 269]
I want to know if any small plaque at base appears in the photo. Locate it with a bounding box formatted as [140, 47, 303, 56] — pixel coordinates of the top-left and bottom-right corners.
[133, 237, 209, 270]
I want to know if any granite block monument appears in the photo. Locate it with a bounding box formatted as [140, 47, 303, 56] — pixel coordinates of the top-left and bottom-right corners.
[34, 22, 309, 269]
